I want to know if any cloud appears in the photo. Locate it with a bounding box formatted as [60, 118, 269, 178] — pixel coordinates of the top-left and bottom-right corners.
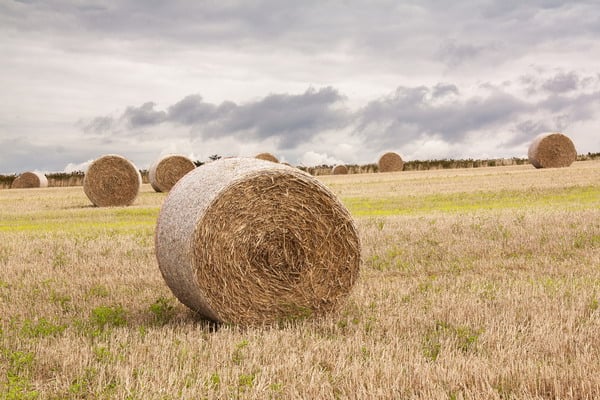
[122, 102, 167, 128]
[64, 159, 92, 173]
[74, 77, 600, 169]
[436, 39, 500, 67]
[541, 71, 580, 93]
[83, 116, 115, 134]
[205, 87, 350, 148]
[3, 2, 600, 173]
[83, 87, 351, 150]
[167, 95, 226, 125]
[355, 85, 531, 145]
[299, 151, 344, 167]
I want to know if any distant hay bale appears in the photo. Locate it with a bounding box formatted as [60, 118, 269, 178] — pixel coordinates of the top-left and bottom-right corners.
[255, 152, 279, 163]
[149, 154, 196, 192]
[155, 157, 361, 325]
[378, 152, 404, 172]
[83, 154, 141, 207]
[11, 171, 48, 189]
[332, 165, 348, 175]
[528, 132, 577, 168]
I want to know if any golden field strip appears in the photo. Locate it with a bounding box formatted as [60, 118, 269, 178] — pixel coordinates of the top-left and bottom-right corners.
[1, 161, 599, 399]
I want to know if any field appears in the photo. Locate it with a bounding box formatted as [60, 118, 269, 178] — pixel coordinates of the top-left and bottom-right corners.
[1, 161, 599, 399]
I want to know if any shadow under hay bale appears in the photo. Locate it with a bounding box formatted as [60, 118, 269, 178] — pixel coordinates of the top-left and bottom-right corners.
[255, 152, 279, 163]
[332, 165, 348, 175]
[11, 171, 48, 189]
[378, 152, 404, 172]
[149, 154, 196, 192]
[83, 154, 141, 207]
[528, 132, 577, 169]
[155, 157, 361, 326]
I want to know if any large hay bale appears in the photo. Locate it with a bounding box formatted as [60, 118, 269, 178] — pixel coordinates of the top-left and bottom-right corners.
[11, 171, 48, 189]
[255, 152, 279, 163]
[83, 154, 141, 207]
[155, 157, 361, 325]
[378, 152, 404, 172]
[149, 154, 196, 192]
[332, 165, 348, 175]
[528, 132, 577, 168]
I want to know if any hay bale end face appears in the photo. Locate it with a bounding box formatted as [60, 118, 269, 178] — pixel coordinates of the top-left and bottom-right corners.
[155, 157, 361, 325]
[11, 171, 48, 189]
[332, 165, 348, 175]
[83, 154, 141, 207]
[149, 154, 196, 192]
[378, 152, 404, 172]
[255, 152, 279, 163]
[528, 132, 577, 168]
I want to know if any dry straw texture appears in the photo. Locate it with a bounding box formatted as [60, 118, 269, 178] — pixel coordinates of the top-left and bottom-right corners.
[528, 132, 577, 168]
[378, 151, 404, 172]
[83, 154, 141, 207]
[10, 171, 48, 189]
[155, 157, 361, 325]
[332, 165, 349, 175]
[255, 152, 279, 163]
[149, 154, 196, 192]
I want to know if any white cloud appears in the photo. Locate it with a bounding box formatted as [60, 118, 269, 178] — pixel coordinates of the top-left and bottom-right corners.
[299, 151, 344, 167]
[64, 159, 92, 173]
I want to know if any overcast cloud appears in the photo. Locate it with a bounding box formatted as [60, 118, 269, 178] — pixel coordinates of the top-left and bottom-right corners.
[1, 0, 599, 173]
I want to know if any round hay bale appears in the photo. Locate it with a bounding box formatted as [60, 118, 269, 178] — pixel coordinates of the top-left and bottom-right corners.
[149, 154, 196, 192]
[255, 152, 279, 163]
[378, 152, 404, 172]
[528, 132, 577, 168]
[332, 165, 348, 175]
[11, 171, 48, 189]
[155, 157, 361, 325]
[83, 154, 141, 207]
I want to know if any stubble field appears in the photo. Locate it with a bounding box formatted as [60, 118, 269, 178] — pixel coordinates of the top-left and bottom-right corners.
[1, 161, 599, 399]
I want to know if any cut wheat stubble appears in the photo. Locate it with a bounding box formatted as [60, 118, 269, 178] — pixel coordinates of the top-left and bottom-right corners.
[155, 157, 361, 325]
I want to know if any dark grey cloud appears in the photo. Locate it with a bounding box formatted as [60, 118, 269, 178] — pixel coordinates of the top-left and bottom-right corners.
[206, 87, 349, 148]
[167, 95, 232, 126]
[84, 87, 351, 149]
[431, 83, 459, 99]
[82, 116, 114, 134]
[520, 70, 599, 97]
[436, 39, 500, 67]
[81, 80, 600, 160]
[356, 85, 531, 143]
[541, 71, 580, 93]
[122, 102, 167, 127]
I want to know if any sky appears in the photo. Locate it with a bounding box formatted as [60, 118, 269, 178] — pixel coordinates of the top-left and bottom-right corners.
[1, 0, 600, 174]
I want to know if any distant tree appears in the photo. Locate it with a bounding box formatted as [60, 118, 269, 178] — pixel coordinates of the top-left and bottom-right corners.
[209, 154, 222, 161]
[193, 160, 204, 167]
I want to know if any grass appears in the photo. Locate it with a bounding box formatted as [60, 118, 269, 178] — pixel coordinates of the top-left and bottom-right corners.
[0, 161, 599, 399]
[342, 185, 600, 216]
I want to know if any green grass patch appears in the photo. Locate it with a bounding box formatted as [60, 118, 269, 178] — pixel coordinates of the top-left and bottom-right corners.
[343, 185, 600, 217]
[0, 207, 159, 234]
